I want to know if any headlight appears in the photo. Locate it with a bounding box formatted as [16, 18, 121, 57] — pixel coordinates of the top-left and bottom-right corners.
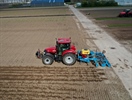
[43, 52, 45, 55]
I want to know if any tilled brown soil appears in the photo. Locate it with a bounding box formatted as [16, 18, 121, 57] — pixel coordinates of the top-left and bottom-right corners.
[0, 7, 89, 66]
[0, 66, 131, 100]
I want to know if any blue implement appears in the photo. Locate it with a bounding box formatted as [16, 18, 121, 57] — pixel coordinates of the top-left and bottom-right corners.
[77, 50, 111, 67]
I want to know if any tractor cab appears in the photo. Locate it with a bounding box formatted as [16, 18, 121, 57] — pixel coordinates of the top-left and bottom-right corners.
[56, 38, 71, 55]
[123, 9, 130, 13]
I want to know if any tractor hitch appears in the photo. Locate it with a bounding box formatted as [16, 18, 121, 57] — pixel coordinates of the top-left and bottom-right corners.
[36, 49, 43, 59]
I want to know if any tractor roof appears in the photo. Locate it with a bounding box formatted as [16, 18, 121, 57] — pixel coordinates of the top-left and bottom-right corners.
[57, 38, 71, 44]
[123, 9, 131, 12]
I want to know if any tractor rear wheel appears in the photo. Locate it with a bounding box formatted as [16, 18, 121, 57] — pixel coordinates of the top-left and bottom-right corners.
[42, 55, 54, 65]
[62, 53, 76, 65]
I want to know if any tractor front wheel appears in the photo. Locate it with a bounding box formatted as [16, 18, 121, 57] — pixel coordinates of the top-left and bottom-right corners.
[42, 55, 54, 65]
[62, 53, 76, 65]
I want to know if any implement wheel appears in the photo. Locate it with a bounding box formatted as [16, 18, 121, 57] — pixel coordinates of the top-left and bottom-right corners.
[62, 53, 76, 65]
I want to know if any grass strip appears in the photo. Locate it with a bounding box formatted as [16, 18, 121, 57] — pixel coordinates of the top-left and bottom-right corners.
[96, 17, 132, 20]
[108, 24, 132, 27]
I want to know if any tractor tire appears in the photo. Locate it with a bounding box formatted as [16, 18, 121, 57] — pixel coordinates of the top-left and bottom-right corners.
[62, 53, 76, 65]
[42, 55, 54, 65]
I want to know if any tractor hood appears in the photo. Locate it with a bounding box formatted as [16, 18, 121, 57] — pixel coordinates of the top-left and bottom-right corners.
[44, 45, 76, 54]
[120, 12, 126, 14]
[44, 46, 56, 54]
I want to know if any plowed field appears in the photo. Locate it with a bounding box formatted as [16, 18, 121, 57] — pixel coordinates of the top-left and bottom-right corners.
[0, 7, 131, 100]
[0, 66, 131, 100]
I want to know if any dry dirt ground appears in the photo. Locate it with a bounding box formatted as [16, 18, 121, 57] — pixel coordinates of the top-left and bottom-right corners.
[80, 8, 132, 52]
[0, 7, 132, 100]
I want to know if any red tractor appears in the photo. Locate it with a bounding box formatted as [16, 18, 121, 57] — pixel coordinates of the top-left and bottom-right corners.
[118, 9, 132, 17]
[36, 38, 76, 65]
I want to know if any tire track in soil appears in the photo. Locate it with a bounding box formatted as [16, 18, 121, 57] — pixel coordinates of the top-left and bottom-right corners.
[0, 66, 105, 100]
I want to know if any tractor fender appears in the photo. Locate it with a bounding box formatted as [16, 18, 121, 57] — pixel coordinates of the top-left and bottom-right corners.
[44, 53, 54, 59]
[62, 49, 76, 56]
[44, 46, 56, 54]
[120, 12, 126, 14]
